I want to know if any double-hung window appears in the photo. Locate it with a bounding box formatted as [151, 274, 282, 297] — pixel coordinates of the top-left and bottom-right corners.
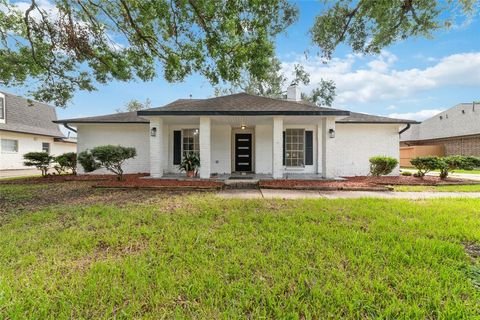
[285, 129, 305, 167]
[0, 96, 5, 120]
[42, 142, 50, 153]
[1, 139, 18, 153]
[182, 129, 199, 156]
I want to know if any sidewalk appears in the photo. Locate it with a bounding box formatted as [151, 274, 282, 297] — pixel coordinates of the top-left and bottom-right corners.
[218, 189, 480, 199]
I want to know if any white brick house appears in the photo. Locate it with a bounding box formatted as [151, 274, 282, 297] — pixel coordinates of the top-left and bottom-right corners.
[56, 88, 415, 178]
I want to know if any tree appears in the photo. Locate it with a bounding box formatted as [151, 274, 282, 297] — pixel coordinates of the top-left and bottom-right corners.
[0, 0, 297, 107]
[301, 79, 337, 107]
[55, 152, 77, 175]
[115, 98, 151, 113]
[78, 145, 136, 180]
[23, 152, 55, 177]
[310, 0, 477, 60]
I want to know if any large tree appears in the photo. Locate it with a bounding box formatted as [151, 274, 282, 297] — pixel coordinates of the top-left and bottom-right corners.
[0, 0, 297, 106]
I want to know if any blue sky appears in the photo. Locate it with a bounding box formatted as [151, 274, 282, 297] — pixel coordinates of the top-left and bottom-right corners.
[3, 0, 480, 122]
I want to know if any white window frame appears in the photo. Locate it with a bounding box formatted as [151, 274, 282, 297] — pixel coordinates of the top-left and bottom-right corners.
[285, 128, 305, 167]
[42, 142, 50, 154]
[182, 128, 199, 156]
[0, 93, 5, 123]
[1, 139, 18, 153]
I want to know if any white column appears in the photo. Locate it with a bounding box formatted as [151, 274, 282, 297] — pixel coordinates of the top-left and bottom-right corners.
[321, 117, 336, 178]
[199, 116, 211, 179]
[149, 117, 164, 178]
[317, 121, 323, 174]
[272, 117, 284, 179]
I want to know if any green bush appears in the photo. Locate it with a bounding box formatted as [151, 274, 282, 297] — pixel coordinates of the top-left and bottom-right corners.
[410, 156, 442, 177]
[439, 155, 480, 179]
[23, 152, 55, 177]
[178, 152, 200, 176]
[369, 156, 398, 176]
[54, 152, 77, 175]
[78, 145, 136, 180]
[401, 171, 412, 176]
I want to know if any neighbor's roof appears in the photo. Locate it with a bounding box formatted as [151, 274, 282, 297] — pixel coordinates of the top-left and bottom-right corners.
[55, 93, 417, 125]
[338, 112, 418, 124]
[0, 91, 64, 137]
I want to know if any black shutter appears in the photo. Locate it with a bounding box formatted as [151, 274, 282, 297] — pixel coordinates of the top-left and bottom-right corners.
[305, 130, 313, 165]
[173, 130, 182, 165]
[283, 131, 286, 166]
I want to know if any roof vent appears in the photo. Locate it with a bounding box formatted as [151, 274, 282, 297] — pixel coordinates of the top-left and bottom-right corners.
[287, 85, 301, 102]
[439, 116, 443, 120]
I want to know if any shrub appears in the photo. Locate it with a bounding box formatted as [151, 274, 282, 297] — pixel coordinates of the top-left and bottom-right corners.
[178, 152, 200, 176]
[369, 156, 398, 176]
[401, 171, 412, 176]
[410, 156, 442, 178]
[23, 152, 55, 177]
[78, 145, 136, 180]
[55, 152, 77, 175]
[439, 155, 480, 179]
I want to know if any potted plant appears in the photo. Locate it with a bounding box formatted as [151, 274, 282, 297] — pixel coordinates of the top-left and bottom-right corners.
[178, 152, 200, 177]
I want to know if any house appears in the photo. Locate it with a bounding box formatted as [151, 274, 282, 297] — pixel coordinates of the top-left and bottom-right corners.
[400, 102, 480, 156]
[55, 87, 415, 178]
[0, 91, 76, 171]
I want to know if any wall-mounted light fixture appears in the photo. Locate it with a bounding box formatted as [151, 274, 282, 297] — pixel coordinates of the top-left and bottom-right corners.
[194, 129, 199, 135]
[241, 125, 246, 130]
[329, 128, 335, 138]
[150, 127, 157, 137]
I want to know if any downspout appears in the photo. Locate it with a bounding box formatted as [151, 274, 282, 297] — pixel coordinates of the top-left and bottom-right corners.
[399, 123, 411, 135]
[63, 123, 77, 133]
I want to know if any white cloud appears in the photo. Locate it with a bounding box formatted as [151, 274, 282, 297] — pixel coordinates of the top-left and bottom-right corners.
[282, 52, 480, 105]
[386, 104, 397, 110]
[388, 109, 444, 121]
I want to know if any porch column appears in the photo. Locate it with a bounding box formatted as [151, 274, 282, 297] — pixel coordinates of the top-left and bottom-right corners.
[272, 116, 284, 179]
[150, 117, 164, 178]
[321, 117, 336, 178]
[317, 121, 322, 174]
[199, 116, 211, 179]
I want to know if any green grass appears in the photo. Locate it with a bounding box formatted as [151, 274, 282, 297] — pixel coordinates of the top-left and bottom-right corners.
[394, 184, 480, 192]
[0, 189, 479, 318]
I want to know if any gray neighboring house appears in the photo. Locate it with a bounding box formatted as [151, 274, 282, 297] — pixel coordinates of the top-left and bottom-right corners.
[0, 91, 76, 171]
[400, 102, 480, 156]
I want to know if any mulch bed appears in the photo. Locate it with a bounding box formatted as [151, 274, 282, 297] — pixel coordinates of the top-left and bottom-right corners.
[95, 176, 223, 190]
[0, 173, 149, 185]
[346, 175, 478, 186]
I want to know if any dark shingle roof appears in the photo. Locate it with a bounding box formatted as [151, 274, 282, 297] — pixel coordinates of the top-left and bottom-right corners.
[0, 91, 64, 137]
[337, 112, 418, 124]
[54, 111, 149, 124]
[137, 93, 350, 116]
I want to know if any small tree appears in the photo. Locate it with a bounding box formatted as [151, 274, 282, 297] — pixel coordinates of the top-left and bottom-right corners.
[369, 156, 398, 176]
[23, 152, 55, 177]
[78, 145, 136, 180]
[55, 152, 78, 175]
[410, 156, 442, 178]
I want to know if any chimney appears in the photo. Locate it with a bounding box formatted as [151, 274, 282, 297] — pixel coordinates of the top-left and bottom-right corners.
[287, 84, 301, 102]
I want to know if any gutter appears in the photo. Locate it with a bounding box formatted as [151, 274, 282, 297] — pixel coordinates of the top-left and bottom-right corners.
[399, 123, 411, 135]
[62, 123, 77, 133]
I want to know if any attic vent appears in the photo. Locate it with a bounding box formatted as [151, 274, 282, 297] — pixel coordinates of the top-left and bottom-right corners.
[462, 110, 465, 114]
[439, 116, 443, 120]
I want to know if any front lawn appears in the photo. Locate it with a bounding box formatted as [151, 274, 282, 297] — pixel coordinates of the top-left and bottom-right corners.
[0, 183, 479, 318]
[394, 184, 480, 192]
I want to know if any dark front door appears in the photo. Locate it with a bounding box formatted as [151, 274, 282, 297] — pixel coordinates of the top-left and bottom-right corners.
[235, 133, 252, 172]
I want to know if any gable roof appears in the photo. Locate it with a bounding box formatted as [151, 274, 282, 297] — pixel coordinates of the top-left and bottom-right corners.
[0, 91, 64, 137]
[338, 112, 418, 124]
[55, 111, 149, 124]
[137, 93, 350, 116]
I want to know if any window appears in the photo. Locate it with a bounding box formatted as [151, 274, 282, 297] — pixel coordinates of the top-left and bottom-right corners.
[285, 129, 304, 167]
[42, 142, 50, 153]
[1, 139, 18, 153]
[182, 129, 199, 156]
[0, 96, 4, 120]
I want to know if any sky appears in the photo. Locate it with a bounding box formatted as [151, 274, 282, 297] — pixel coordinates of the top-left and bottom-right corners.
[2, 0, 480, 123]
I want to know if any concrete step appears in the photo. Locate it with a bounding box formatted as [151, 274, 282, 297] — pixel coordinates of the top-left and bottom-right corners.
[224, 179, 259, 189]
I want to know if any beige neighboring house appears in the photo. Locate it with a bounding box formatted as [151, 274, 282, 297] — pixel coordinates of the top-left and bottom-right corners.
[400, 102, 480, 156]
[0, 91, 76, 172]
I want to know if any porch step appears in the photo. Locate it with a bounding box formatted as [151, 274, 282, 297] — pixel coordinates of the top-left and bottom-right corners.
[224, 179, 259, 189]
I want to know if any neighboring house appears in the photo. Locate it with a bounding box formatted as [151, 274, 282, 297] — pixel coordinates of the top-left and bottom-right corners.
[400, 102, 480, 156]
[55, 86, 415, 178]
[0, 91, 76, 171]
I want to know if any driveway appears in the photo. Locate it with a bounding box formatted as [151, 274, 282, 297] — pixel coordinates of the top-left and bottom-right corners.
[218, 189, 480, 199]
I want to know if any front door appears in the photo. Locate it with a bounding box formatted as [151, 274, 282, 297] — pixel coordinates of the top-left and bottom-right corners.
[235, 133, 252, 172]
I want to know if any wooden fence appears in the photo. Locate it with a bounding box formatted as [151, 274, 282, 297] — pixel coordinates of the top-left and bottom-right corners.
[400, 145, 445, 167]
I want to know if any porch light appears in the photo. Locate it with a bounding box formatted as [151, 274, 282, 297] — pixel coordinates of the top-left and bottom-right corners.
[241, 125, 246, 130]
[328, 128, 335, 138]
[150, 127, 157, 137]
[194, 129, 199, 135]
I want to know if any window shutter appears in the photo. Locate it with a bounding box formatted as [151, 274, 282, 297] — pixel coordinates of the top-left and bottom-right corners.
[282, 131, 286, 166]
[305, 130, 313, 165]
[173, 130, 182, 165]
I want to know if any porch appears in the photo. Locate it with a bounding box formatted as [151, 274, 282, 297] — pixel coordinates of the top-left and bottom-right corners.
[145, 115, 338, 180]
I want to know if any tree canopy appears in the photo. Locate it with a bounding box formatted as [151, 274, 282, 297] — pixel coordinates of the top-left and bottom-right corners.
[115, 98, 152, 113]
[0, 0, 297, 106]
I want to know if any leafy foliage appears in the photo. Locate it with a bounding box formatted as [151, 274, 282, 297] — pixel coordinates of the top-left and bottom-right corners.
[54, 152, 77, 175]
[311, 0, 477, 60]
[78, 145, 136, 180]
[178, 152, 200, 175]
[410, 156, 442, 177]
[369, 156, 398, 176]
[115, 98, 152, 113]
[0, 0, 297, 106]
[23, 152, 55, 177]
[438, 155, 480, 179]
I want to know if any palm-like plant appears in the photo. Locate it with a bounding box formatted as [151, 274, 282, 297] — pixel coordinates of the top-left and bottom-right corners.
[178, 152, 200, 177]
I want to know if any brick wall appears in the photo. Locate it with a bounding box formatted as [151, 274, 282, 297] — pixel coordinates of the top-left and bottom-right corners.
[405, 134, 480, 156]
